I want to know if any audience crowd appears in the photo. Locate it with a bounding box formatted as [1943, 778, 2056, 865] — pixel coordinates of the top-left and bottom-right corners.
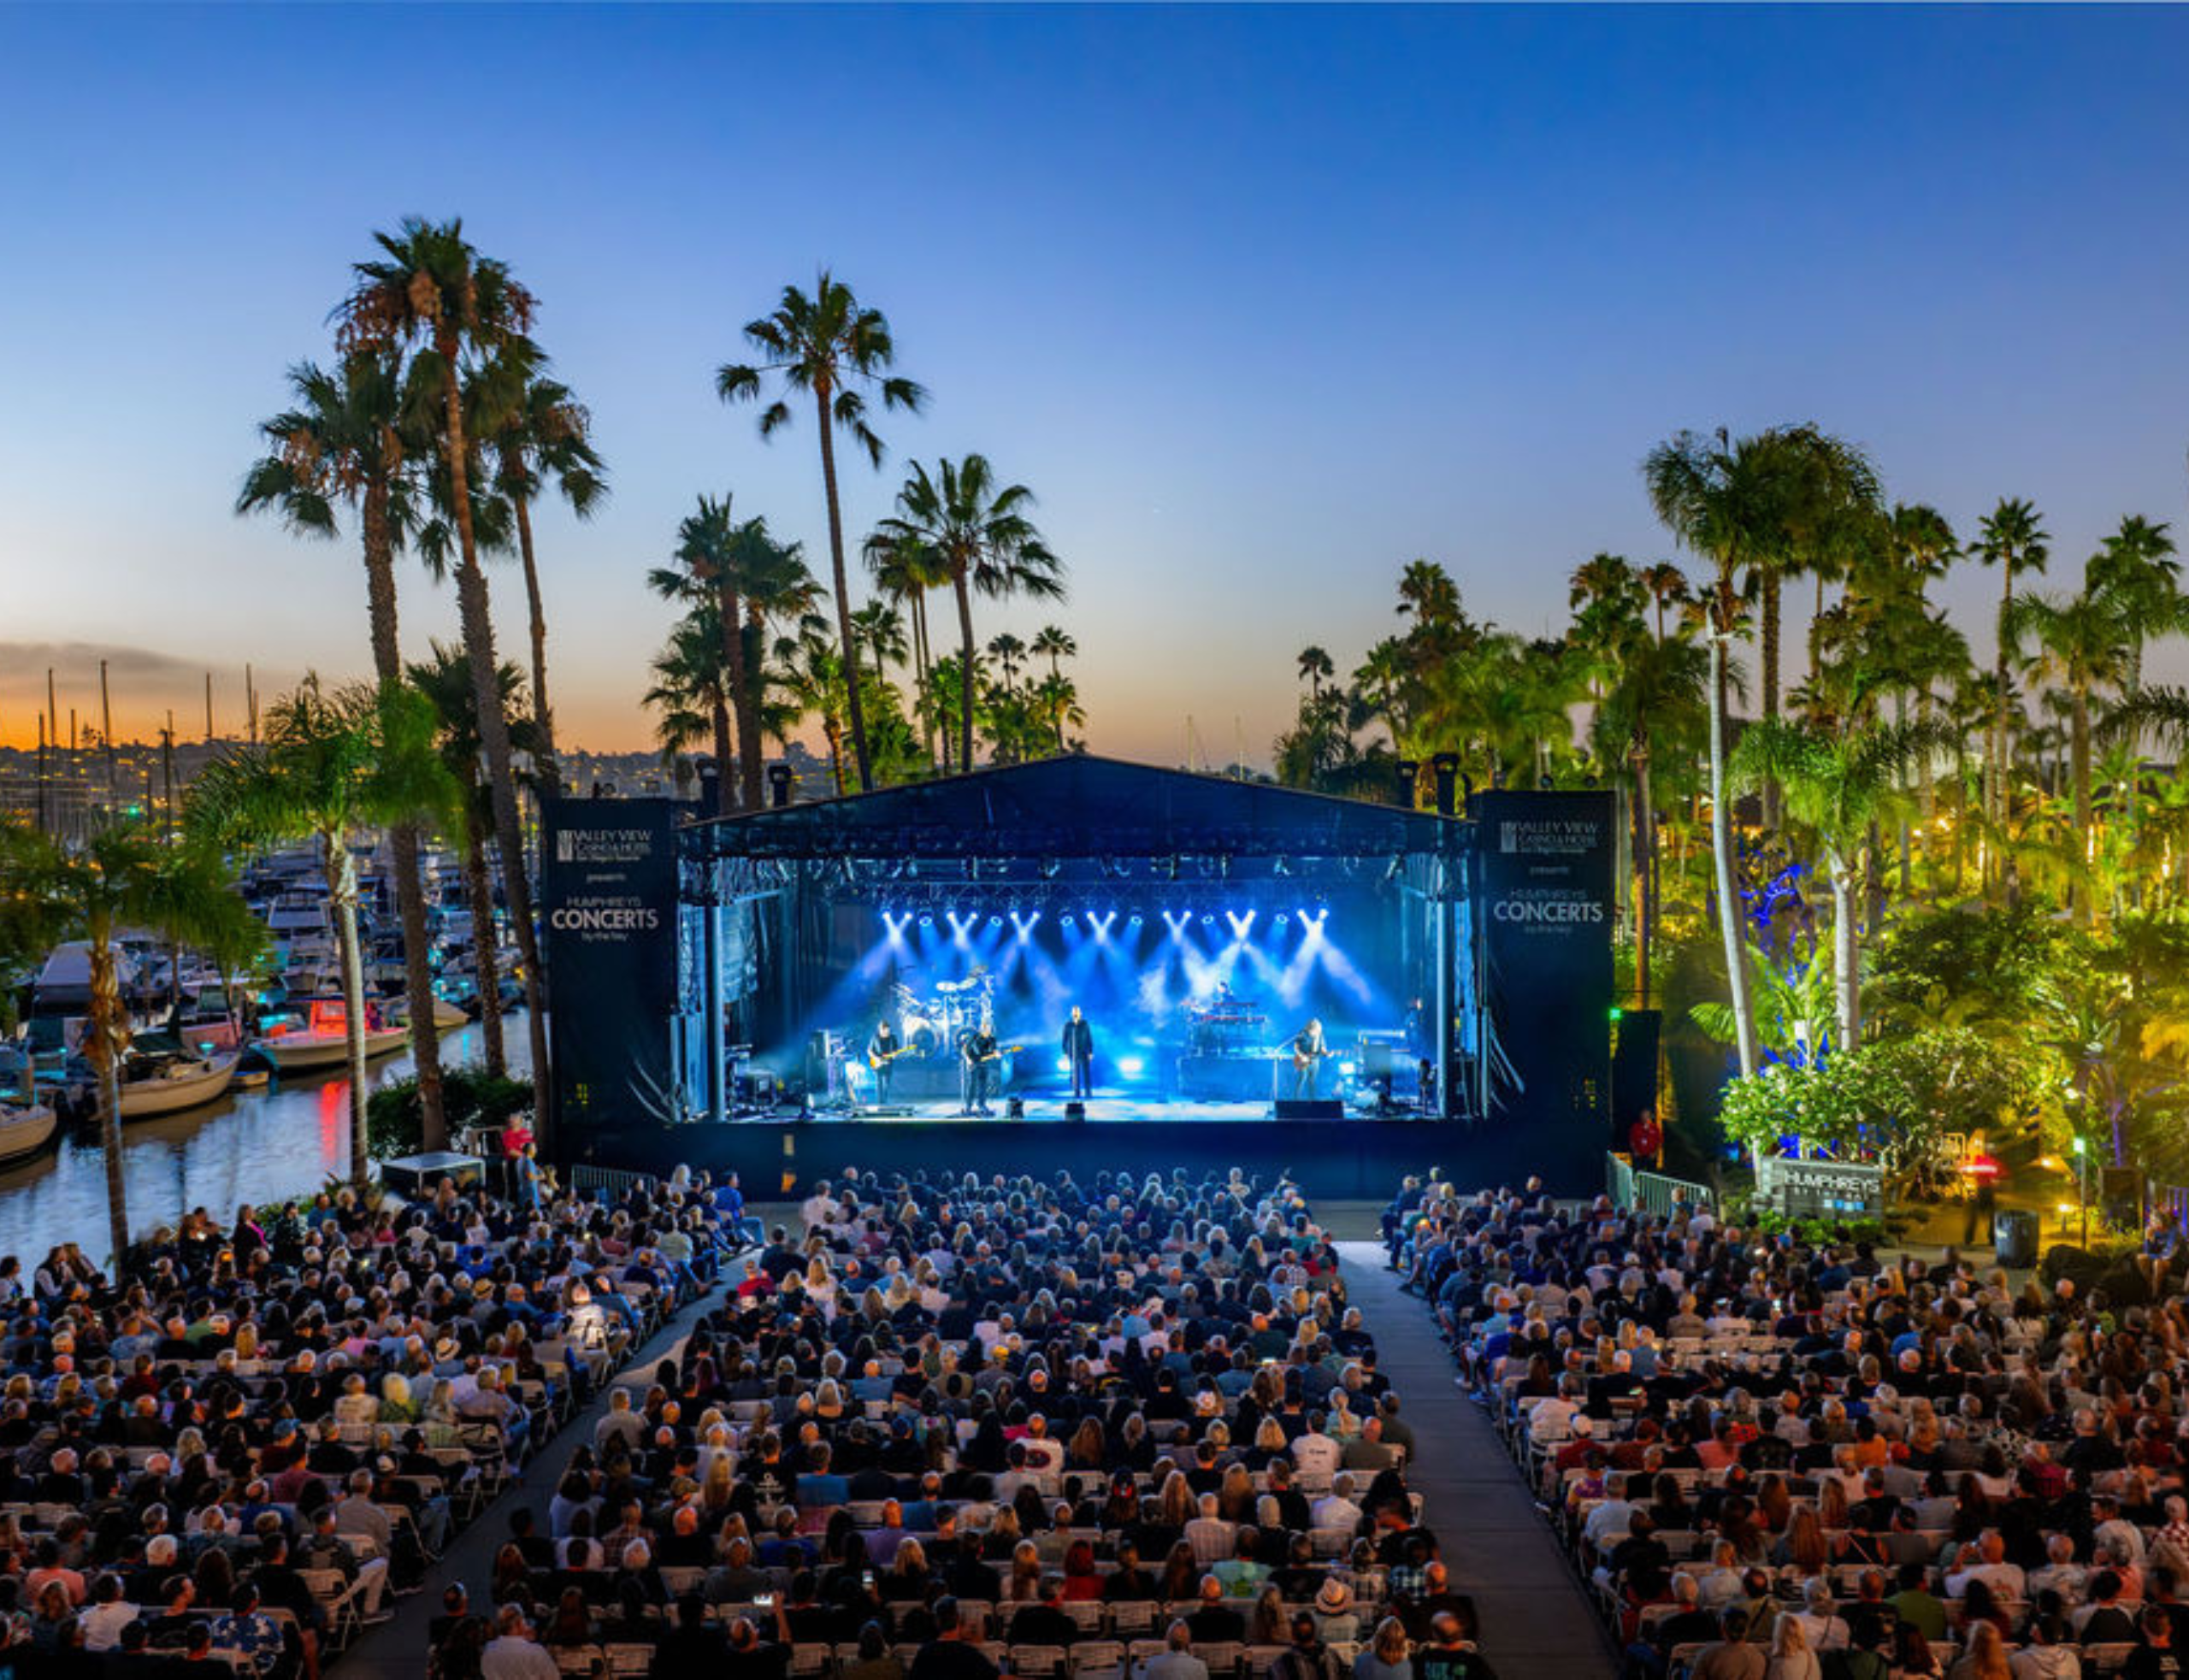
[0, 1161, 729, 1678]
[432, 1168, 1498, 1680]
[1387, 1174, 2189, 1680]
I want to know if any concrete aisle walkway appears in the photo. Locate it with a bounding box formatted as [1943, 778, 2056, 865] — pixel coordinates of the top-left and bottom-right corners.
[1338, 1241, 1617, 1678]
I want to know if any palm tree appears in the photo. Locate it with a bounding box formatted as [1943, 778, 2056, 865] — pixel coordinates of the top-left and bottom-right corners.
[487, 365, 606, 797]
[186, 679, 457, 1179]
[867, 456, 1065, 775]
[1731, 715, 1948, 1053]
[773, 622, 853, 795]
[2089, 516, 2181, 699]
[1642, 426, 1809, 1078]
[850, 601, 908, 692]
[2006, 585, 2130, 902]
[865, 532, 948, 766]
[410, 643, 540, 1077]
[1972, 498, 2050, 829]
[988, 633, 1029, 699]
[652, 496, 752, 816]
[1638, 563, 1690, 645]
[0, 821, 237, 1264]
[236, 349, 453, 1149]
[716, 274, 926, 793]
[1033, 670, 1085, 752]
[1296, 645, 1335, 699]
[339, 216, 553, 1133]
[644, 608, 736, 796]
[1596, 630, 1711, 1003]
[1031, 625, 1077, 681]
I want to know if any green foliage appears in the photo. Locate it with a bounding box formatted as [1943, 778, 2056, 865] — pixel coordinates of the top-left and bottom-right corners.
[1715, 1025, 2042, 1175]
[366, 1065, 534, 1160]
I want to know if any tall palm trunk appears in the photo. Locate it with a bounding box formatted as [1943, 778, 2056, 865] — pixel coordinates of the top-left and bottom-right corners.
[813, 382, 874, 793]
[1708, 609, 1759, 1077]
[511, 492, 561, 799]
[465, 811, 505, 1079]
[360, 475, 448, 1150]
[953, 568, 978, 774]
[2072, 681, 2093, 925]
[717, 580, 749, 814]
[1760, 571, 1782, 831]
[912, 594, 936, 764]
[88, 917, 129, 1267]
[1991, 569, 2014, 834]
[709, 697, 735, 816]
[437, 339, 552, 1142]
[740, 606, 770, 811]
[1828, 853, 1860, 1053]
[1632, 740, 1655, 1006]
[327, 834, 370, 1188]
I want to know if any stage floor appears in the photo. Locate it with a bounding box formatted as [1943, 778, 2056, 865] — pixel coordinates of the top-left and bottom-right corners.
[767, 1096, 1419, 1125]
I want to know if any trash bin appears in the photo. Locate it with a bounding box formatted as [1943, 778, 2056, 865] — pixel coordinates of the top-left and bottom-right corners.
[1995, 1207, 2039, 1269]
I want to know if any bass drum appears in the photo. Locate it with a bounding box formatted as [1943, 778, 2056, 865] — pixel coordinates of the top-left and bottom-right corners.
[900, 1011, 941, 1058]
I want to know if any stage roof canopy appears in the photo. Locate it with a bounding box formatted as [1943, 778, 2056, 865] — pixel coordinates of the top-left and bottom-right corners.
[685, 756, 1466, 860]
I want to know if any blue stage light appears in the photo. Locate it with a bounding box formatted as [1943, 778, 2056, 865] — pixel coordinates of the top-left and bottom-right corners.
[1118, 1055, 1146, 1076]
[919, 915, 934, 928]
[1200, 913, 1213, 927]
[988, 914, 1002, 928]
[1338, 1059, 1357, 1076]
[1129, 913, 1143, 926]
[1062, 911, 1077, 926]
[1055, 1056, 1071, 1074]
[1275, 913, 1290, 929]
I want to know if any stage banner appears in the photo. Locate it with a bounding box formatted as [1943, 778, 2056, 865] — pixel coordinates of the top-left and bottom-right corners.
[1473, 789, 1614, 1186]
[541, 798, 681, 1144]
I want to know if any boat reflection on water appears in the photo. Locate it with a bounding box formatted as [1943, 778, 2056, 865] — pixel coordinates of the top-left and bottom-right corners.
[0, 1015, 529, 1266]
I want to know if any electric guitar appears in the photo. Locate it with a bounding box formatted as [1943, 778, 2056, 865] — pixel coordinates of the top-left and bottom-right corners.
[1291, 1042, 1334, 1074]
[965, 1042, 1023, 1065]
[867, 1045, 912, 1071]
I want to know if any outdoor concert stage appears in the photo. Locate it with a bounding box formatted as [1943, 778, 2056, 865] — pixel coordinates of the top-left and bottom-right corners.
[540, 758, 1626, 1199]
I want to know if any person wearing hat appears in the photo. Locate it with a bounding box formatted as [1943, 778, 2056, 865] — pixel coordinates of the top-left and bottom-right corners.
[1312, 1576, 1360, 1644]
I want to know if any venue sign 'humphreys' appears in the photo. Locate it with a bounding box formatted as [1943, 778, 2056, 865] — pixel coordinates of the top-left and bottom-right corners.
[541, 798, 680, 1141]
[1474, 790, 1615, 1161]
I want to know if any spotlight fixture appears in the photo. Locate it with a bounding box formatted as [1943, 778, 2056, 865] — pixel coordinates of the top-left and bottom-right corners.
[1062, 911, 1077, 926]
[919, 914, 934, 928]
[1128, 912, 1143, 927]
[988, 914, 1002, 928]
[1275, 912, 1290, 929]
[1200, 912, 1214, 926]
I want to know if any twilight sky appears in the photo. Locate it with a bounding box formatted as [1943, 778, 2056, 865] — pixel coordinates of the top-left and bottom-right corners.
[3, 4, 2186, 762]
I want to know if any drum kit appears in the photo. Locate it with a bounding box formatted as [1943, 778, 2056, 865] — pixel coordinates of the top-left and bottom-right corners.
[894, 965, 994, 1057]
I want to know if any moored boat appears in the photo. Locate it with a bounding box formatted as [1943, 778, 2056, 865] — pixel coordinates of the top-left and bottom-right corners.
[254, 999, 409, 1072]
[0, 1102, 56, 1168]
[117, 1047, 241, 1119]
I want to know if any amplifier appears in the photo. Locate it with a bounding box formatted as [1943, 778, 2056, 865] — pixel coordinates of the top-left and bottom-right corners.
[1274, 1099, 1343, 1120]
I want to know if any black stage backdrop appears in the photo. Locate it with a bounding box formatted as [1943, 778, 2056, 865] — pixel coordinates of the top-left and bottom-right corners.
[542, 798, 681, 1141]
[1474, 788, 1614, 1183]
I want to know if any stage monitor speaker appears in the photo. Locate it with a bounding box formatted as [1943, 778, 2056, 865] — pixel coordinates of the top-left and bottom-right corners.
[1275, 1099, 1343, 1120]
[1611, 1010, 1662, 1143]
[1006, 1097, 1025, 1119]
[2102, 1166, 2145, 1229]
[1064, 1101, 1086, 1122]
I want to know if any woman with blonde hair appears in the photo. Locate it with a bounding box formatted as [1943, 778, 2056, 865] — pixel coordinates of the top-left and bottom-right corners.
[1946, 1620, 2011, 1680]
[1765, 1612, 1821, 1680]
[1354, 1616, 1412, 1680]
[1006, 1539, 1042, 1602]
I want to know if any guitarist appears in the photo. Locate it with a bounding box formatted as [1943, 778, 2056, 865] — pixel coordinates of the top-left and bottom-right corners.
[1291, 1018, 1331, 1099]
[865, 1018, 901, 1105]
[1060, 1005, 1095, 1100]
[961, 1011, 1002, 1117]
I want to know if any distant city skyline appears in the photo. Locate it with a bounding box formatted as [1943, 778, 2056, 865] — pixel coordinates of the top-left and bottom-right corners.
[4, 5, 2188, 763]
